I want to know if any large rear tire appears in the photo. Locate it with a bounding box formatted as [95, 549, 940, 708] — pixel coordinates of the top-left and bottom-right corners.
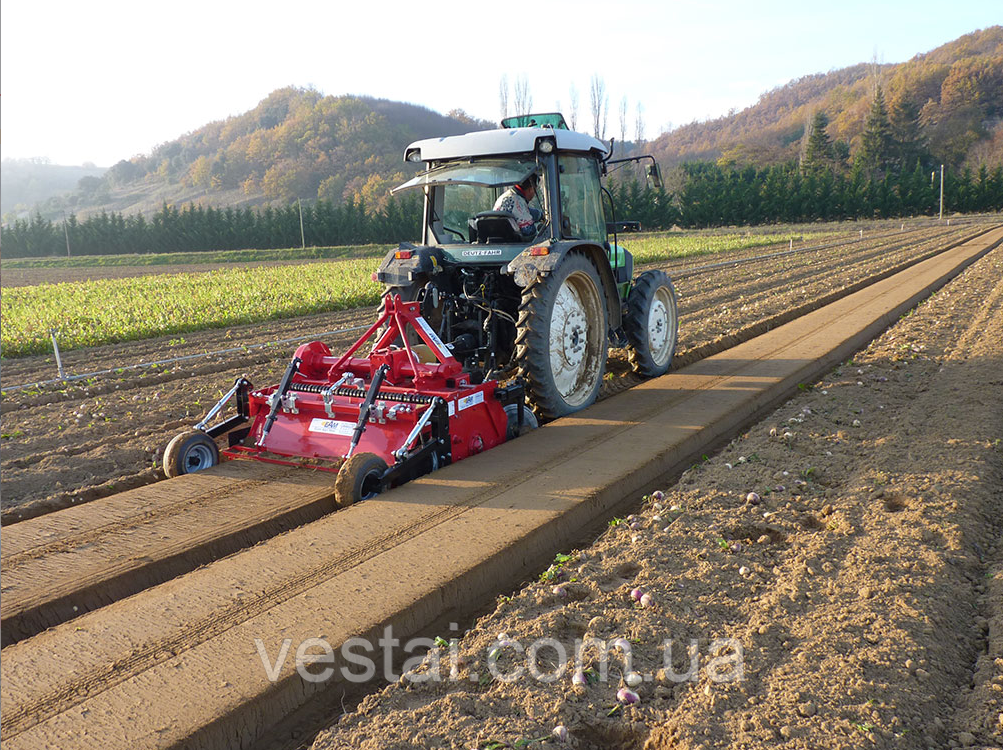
[334, 452, 388, 508]
[625, 270, 678, 377]
[515, 253, 608, 420]
[163, 430, 219, 478]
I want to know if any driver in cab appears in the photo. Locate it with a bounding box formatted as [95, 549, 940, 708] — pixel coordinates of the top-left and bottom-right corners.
[493, 173, 543, 237]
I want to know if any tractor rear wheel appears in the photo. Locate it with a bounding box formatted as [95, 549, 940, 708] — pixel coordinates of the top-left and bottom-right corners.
[515, 253, 608, 420]
[624, 270, 678, 377]
[334, 452, 388, 508]
[163, 430, 219, 478]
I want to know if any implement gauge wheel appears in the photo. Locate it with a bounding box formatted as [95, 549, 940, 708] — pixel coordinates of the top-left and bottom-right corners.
[335, 452, 389, 508]
[625, 270, 678, 377]
[163, 430, 220, 478]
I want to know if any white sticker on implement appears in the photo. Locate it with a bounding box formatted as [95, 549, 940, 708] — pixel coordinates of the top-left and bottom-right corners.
[308, 418, 355, 436]
[457, 391, 484, 412]
[414, 316, 453, 361]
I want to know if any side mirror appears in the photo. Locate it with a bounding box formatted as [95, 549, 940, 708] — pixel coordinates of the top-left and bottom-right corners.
[646, 163, 663, 190]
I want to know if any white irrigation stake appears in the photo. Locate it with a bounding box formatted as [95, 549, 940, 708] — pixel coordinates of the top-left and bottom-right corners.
[50, 329, 67, 380]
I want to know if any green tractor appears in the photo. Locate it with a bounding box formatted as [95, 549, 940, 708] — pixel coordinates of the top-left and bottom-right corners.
[377, 112, 678, 420]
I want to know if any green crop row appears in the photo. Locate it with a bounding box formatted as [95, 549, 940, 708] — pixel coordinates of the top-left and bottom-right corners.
[1, 257, 384, 358]
[0, 244, 393, 270]
[0, 228, 844, 359]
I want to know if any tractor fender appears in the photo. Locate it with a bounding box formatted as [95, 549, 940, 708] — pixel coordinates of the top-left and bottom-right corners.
[376, 244, 447, 287]
[505, 242, 622, 330]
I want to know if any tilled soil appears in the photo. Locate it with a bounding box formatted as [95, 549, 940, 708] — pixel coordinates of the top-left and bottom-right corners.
[0, 223, 988, 522]
[310, 245, 1003, 749]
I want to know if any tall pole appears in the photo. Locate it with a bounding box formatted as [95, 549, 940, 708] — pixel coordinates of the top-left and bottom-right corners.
[297, 199, 306, 249]
[938, 164, 944, 221]
[61, 211, 71, 257]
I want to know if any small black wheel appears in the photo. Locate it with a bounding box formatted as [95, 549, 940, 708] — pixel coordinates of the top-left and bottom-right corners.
[163, 430, 220, 478]
[625, 270, 678, 377]
[503, 402, 540, 439]
[335, 452, 388, 508]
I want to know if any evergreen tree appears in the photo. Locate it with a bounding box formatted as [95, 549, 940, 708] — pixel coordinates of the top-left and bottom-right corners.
[855, 87, 894, 179]
[888, 95, 928, 174]
[801, 112, 834, 174]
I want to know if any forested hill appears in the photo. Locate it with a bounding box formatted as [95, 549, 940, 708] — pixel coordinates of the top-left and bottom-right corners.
[28, 90, 493, 220]
[13, 27, 1001, 223]
[650, 26, 1002, 171]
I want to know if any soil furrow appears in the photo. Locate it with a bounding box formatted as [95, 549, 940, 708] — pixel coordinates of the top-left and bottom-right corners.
[308, 243, 1003, 750]
[0, 224, 993, 524]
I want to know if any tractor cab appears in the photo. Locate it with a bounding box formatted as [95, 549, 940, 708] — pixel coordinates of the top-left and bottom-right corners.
[390, 120, 611, 265]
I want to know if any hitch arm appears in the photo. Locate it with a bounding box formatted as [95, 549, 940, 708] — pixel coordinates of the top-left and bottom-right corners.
[257, 356, 301, 447]
[345, 364, 390, 459]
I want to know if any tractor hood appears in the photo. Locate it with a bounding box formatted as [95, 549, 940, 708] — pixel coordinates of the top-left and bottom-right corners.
[403, 127, 608, 163]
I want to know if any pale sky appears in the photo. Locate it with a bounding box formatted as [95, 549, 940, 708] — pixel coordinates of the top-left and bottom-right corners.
[1, 0, 998, 167]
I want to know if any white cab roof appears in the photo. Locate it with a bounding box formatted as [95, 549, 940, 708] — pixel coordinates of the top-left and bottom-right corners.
[406, 127, 609, 162]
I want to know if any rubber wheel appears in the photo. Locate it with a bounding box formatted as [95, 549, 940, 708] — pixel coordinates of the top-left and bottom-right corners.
[334, 452, 388, 508]
[515, 253, 608, 420]
[503, 402, 540, 440]
[163, 430, 220, 478]
[625, 270, 678, 377]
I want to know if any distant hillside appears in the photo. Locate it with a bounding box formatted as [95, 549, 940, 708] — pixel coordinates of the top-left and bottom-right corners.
[28, 90, 493, 221]
[1, 159, 106, 219]
[14, 27, 1002, 223]
[651, 26, 1002, 172]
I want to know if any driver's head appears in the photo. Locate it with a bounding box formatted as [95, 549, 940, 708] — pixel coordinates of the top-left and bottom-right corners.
[518, 173, 538, 201]
[521, 172, 537, 199]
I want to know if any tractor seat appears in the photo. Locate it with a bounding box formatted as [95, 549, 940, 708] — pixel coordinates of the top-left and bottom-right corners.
[468, 211, 523, 244]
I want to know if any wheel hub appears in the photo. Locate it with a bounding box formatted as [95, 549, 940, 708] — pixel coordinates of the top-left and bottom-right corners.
[560, 308, 587, 369]
[185, 443, 216, 472]
[648, 299, 669, 353]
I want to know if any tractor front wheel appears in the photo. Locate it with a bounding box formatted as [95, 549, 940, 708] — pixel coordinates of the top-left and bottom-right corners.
[163, 430, 220, 478]
[515, 253, 608, 420]
[625, 270, 678, 377]
[334, 452, 388, 508]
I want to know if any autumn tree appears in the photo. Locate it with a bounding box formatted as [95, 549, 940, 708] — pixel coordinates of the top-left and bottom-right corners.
[513, 75, 533, 115]
[589, 74, 608, 140]
[499, 75, 509, 121]
[568, 83, 579, 130]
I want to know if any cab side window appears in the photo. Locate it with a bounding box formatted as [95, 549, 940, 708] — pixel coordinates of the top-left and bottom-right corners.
[558, 155, 605, 242]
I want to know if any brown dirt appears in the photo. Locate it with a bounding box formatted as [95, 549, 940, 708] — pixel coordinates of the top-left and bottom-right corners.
[310, 245, 1003, 749]
[0, 223, 987, 523]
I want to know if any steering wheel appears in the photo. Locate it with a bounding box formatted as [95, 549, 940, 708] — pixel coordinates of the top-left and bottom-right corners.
[443, 226, 466, 241]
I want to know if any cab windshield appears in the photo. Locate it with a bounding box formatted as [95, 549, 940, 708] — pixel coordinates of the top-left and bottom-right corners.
[393, 158, 546, 245]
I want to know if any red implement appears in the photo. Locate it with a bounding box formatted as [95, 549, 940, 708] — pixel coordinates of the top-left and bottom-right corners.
[216, 295, 524, 503]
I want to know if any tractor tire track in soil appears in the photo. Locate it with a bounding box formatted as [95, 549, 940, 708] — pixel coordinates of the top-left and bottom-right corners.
[0, 223, 991, 523]
[309, 239, 1003, 750]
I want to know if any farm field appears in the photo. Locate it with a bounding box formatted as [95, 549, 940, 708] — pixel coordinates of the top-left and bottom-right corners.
[0, 219, 999, 750]
[0, 219, 986, 522]
[0, 227, 838, 357]
[310, 232, 1003, 750]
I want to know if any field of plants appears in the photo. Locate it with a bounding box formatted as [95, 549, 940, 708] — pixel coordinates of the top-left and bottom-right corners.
[0, 243, 391, 269]
[0, 229, 834, 358]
